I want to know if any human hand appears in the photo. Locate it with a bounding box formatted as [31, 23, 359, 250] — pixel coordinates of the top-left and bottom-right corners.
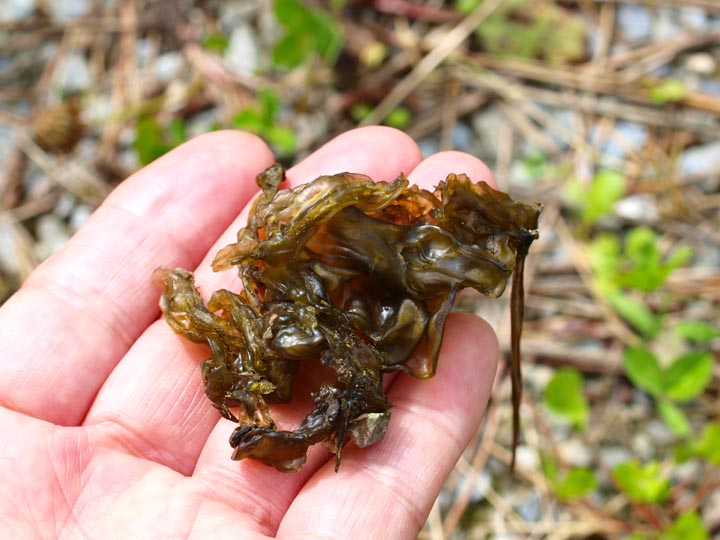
[0, 127, 498, 539]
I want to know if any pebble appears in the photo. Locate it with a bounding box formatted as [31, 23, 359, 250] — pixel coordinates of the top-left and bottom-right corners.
[630, 432, 655, 461]
[614, 194, 660, 222]
[685, 52, 716, 76]
[645, 419, 675, 447]
[155, 52, 184, 84]
[616, 4, 652, 42]
[598, 446, 633, 469]
[70, 204, 93, 232]
[603, 121, 648, 159]
[225, 24, 259, 76]
[515, 492, 542, 522]
[678, 141, 720, 177]
[0, 0, 35, 23]
[35, 214, 71, 260]
[701, 487, 720, 531]
[55, 52, 92, 92]
[557, 438, 593, 468]
[46, 0, 92, 23]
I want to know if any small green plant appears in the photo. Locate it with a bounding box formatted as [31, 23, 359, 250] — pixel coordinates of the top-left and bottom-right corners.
[589, 227, 692, 337]
[232, 89, 297, 156]
[647, 79, 689, 105]
[543, 367, 589, 429]
[659, 512, 709, 540]
[564, 169, 626, 224]
[612, 459, 670, 504]
[273, 0, 344, 68]
[202, 33, 230, 54]
[134, 115, 187, 165]
[456, 0, 586, 64]
[624, 346, 713, 436]
[542, 455, 598, 501]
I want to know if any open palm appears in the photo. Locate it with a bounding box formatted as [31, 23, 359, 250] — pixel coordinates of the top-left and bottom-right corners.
[0, 127, 498, 539]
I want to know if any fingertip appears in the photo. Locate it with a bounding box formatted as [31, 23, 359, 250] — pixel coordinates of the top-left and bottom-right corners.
[286, 125, 423, 186]
[408, 150, 497, 190]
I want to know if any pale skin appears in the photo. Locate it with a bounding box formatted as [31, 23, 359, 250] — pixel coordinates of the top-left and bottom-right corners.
[0, 127, 499, 539]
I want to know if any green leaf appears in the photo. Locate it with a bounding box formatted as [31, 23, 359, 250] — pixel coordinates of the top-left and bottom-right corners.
[675, 321, 720, 344]
[623, 346, 664, 397]
[657, 399, 690, 437]
[264, 124, 297, 156]
[384, 106, 412, 129]
[350, 103, 373, 123]
[582, 170, 626, 223]
[554, 467, 598, 501]
[258, 89, 281, 126]
[166, 118, 187, 147]
[663, 351, 713, 402]
[693, 423, 720, 466]
[202, 33, 229, 54]
[134, 116, 171, 166]
[617, 227, 692, 292]
[273, 0, 343, 68]
[543, 368, 589, 429]
[455, 0, 482, 14]
[659, 512, 708, 540]
[607, 290, 661, 338]
[612, 460, 670, 503]
[649, 79, 689, 104]
[272, 33, 310, 68]
[232, 109, 265, 132]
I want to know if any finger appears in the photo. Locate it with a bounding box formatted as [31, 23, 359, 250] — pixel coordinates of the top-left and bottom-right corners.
[276, 313, 498, 540]
[0, 131, 274, 426]
[408, 149, 496, 190]
[84, 127, 424, 479]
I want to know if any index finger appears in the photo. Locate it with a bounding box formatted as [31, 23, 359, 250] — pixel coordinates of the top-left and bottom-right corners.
[0, 131, 274, 425]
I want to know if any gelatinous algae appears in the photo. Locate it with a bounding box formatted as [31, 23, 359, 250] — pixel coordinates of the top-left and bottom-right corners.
[154, 163, 541, 472]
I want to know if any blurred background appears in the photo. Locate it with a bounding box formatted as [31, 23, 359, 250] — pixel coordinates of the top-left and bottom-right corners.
[1, 1, 719, 538]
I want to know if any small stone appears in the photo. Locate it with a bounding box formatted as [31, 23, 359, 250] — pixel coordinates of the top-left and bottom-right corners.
[55, 53, 92, 92]
[678, 141, 720, 177]
[630, 431, 654, 461]
[35, 214, 71, 260]
[616, 4, 652, 42]
[615, 195, 660, 222]
[701, 487, 720, 531]
[70, 204, 93, 232]
[155, 52, 184, 84]
[0, 0, 35, 23]
[685, 53, 716, 76]
[557, 438, 593, 468]
[598, 445, 632, 469]
[225, 24, 259, 76]
[516, 492, 542, 522]
[514, 445, 540, 473]
[46, 0, 92, 23]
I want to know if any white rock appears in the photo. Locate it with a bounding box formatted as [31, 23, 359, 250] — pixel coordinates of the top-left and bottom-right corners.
[557, 438, 593, 468]
[55, 52, 92, 92]
[155, 52, 184, 84]
[70, 204, 93, 231]
[0, 0, 35, 23]
[225, 24, 259, 76]
[35, 214, 70, 259]
[614, 194, 660, 222]
[679, 141, 720, 177]
[685, 53, 716, 76]
[616, 4, 652, 42]
[598, 446, 632, 469]
[46, 0, 92, 23]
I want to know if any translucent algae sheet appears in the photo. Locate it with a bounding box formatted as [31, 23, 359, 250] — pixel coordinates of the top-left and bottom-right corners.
[155, 163, 541, 472]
